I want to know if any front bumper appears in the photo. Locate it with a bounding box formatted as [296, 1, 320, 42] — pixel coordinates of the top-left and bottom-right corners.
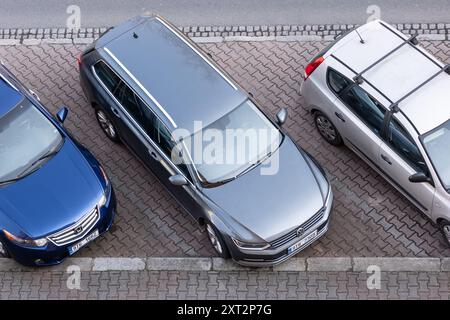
[3, 188, 117, 267]
[227, 189, 333, 268]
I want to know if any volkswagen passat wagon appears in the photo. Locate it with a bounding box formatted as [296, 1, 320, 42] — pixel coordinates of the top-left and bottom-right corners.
[0, 60, 116, 266]
[301, 19, 450, 245]
[79, 15, 333, 266]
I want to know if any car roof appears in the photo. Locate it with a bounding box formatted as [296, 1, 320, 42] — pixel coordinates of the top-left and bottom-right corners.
[328, 20, 450, 135]
[96, 16, 247, 136]
[0, 73, 23, 118]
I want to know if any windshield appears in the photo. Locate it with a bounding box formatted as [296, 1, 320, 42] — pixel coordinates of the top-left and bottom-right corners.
[422, 119, 450, 189]
[0, 99, 63, 182]
[182, 100, 283, 187]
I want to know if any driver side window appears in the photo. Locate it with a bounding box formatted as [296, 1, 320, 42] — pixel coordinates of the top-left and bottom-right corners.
[152, 118, 192, 182]
[387, 118, 428, 174]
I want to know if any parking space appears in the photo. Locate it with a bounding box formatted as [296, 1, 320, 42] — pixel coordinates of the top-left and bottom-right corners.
[1, 39, 449, 258]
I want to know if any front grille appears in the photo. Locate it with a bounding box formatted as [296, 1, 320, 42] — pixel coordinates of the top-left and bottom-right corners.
[270, 207, 325, 249]
[48, 207, 100, 246]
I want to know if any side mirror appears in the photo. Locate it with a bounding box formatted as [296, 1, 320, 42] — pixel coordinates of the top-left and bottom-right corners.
[409, 172, 432, 184]
[276, 108, 288, 126]
[56, 107, 68, 123]
[169, 174, 188, 186]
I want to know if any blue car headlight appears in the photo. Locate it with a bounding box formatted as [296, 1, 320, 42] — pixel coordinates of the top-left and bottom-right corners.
[3, 229, 48, 247]
[98, 165, 111, 207]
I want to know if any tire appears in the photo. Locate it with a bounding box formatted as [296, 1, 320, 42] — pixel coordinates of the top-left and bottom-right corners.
[95, 108, 120, 143]
[0, 240, 10, 258]
[313, 111, 343, 146]
[205, 223, 230, 259]
[438, 219, 450, 247]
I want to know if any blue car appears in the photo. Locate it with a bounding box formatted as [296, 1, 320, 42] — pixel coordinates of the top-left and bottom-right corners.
[0, 61, 116, 266]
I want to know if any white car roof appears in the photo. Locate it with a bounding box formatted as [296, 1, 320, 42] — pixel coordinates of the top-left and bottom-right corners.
[330, 20, 450, 135]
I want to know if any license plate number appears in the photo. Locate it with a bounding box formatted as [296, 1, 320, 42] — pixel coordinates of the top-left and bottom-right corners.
[288, 230, 318, 254]
[68, 229, 99, 255]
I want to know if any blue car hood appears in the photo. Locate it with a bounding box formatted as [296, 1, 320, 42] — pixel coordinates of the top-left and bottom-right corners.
[0, 140, 103, 238]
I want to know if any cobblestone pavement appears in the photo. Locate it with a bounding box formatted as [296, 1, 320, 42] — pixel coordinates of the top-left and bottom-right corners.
[0, 270, 449, 299]
[0, 22, 449, 43]
[1, 38, 450, 259]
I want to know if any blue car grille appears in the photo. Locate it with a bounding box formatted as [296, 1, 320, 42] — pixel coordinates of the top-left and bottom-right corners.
[269, 207, 325, 249]
[48, 207, 100, 246]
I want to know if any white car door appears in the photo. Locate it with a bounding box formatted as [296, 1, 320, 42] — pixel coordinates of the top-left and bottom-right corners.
[378, 117, 435, 214]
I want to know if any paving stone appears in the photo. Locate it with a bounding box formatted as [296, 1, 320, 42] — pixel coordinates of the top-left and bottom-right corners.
[353, 257, 441, 272]
[147, 257, 212, 271]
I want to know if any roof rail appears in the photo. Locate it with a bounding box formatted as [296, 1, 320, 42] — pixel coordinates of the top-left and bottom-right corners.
[353, 33, 419, 84]
[390, 64, 450, 112]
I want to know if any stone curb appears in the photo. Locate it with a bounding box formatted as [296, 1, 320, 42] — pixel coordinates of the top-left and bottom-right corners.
[0, 22, 449, 45]
[0, 257, 449, 272]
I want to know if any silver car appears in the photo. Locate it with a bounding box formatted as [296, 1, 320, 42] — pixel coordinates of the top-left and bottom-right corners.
[79, 15, 333, 267]
[301, 19, 450, 245]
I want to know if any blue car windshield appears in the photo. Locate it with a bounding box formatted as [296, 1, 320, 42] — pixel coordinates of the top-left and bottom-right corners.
[0, 99, 63, 182]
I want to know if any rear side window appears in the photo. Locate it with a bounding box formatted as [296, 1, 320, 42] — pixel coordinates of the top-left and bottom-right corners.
[327, 69, 351, 94]
[118, 84, 144, 122]
[117, 83, 156, 137]
[340, 85, 386, 135]
[93, 61, 121, 94]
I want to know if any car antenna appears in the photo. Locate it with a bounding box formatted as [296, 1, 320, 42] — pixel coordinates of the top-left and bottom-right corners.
[355, 29, 365, 44]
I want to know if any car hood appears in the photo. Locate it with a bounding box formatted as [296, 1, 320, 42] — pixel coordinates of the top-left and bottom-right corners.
[0, 139, 103, 238]
[203, 138, 325, 242]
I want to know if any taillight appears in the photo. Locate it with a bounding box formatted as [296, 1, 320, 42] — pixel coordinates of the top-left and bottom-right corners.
[304, 56, 325, 80]
[76, 54, 82, 69]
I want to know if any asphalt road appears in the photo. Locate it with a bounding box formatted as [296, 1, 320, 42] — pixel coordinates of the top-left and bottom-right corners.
[1, 0, 450, 28]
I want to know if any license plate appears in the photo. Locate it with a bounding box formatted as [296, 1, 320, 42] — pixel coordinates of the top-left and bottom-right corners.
[68, 229, 99, 255]
[287, 230, 318, 254]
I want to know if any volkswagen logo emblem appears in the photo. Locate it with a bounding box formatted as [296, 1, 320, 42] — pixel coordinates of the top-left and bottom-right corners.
[74, 226, 83, 234]
[296, 227, 304, 237]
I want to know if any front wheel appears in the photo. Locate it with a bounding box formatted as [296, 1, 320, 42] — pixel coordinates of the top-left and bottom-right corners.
[439, 220, 450, 247]
[206, 223, 230, 259]
[314, 111, 343, 146]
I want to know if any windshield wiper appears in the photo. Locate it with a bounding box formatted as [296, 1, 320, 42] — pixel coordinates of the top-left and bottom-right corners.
[0, 148, 60, 186]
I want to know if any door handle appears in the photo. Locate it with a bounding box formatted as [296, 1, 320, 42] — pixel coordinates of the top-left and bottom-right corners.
[381, 154, 392, 165]
[148, 148, 159, 160]
[111, 107, 121, 118]
[29, 89, 40, 101]
[335, 112, 346, 122]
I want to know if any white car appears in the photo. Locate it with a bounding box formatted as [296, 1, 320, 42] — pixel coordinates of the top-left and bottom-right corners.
[301, 19, 450, 246]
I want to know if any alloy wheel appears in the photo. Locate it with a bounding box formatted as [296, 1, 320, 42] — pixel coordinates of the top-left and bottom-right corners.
[443, 225, 450, 242]
[206, 224, 223, 255]
[316, 115, 337, 141]
[96, 110, 116, 139]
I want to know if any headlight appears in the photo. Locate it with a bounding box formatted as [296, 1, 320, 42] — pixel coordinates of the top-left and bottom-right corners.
[232, 238, 270, 251]
[3, 230, 48, 247]
[98, 165, 111, 207]
[99, 165, 110, 186]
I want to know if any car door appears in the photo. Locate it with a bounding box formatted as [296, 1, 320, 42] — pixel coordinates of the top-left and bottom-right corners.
[91, 61, 125, 132]
[378, 117, 435, 213]
[114, 83, 204, 218]
[328, 68, 386, 166]
[146, 117, 206, 219]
